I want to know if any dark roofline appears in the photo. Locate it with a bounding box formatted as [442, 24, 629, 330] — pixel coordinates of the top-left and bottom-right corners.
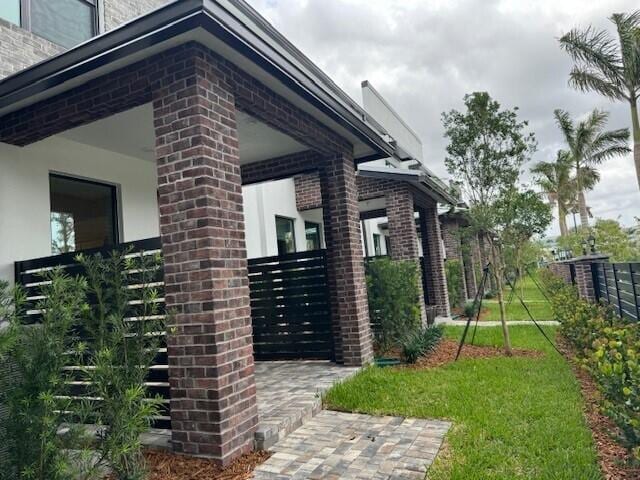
[0, 0, 393, 160]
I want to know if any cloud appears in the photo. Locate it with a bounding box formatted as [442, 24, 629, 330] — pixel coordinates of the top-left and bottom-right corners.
[251, 0, 640, 236]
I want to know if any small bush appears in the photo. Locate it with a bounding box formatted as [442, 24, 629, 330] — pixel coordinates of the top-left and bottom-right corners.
[445, 259, 465, 309]
[401, 325, 444, 364]
[544, 269, 640, 462]
[366, 258, 422, 352]
[463, 300, 479, 319]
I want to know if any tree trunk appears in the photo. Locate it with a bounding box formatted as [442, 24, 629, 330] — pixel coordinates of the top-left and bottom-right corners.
[577, 190, 589, 229]
[489, 240, 512, 355]
[558, 203, 569, 237]
[631, 100, 640, 191]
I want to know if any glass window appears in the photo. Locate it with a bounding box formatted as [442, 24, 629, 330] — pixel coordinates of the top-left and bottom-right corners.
[31, 0, 97, 49]
[276, 216, 296, 255]
[50, 174, 118, 254]
[373, 233, 382, 256]
[0, 1, 21, 25]
[305, 222, 321, 251]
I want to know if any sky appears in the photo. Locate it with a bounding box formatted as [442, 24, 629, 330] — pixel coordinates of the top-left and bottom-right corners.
[250, 0, 640, 238]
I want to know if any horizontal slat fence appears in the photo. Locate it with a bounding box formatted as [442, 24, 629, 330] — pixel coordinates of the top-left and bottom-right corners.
[14, 237, 171, 429]
[14, 240, 335, 430]
[593, 262, 640, 322]
[248, 250, 333, 361]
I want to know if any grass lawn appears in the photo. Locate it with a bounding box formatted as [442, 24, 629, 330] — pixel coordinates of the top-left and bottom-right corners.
[325, 326, 601, 480]
[481, 275, 554, 321]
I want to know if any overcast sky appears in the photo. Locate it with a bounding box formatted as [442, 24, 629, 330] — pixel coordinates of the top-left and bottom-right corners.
[251, 0, 640, 237]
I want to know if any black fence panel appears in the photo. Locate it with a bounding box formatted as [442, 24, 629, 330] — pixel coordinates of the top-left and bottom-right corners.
[592, 262, 640, 322]
[14, 238, 171, 429]
[248, 250, 334, 361]
[14, 242, 336, 429]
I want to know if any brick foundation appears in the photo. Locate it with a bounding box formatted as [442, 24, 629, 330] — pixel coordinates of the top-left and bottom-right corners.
[153, 46, 258, 465]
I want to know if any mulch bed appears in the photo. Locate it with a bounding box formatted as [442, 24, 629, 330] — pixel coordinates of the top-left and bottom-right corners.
[140, 449, 271, 480]
[403, 338, 543, 369]
[556, 336, 640, 480]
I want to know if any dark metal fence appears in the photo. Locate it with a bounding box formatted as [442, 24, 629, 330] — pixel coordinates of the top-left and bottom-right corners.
[14, 239, 335, 430]
[592, 262, 640, 322]
[249, 250, 333, 361]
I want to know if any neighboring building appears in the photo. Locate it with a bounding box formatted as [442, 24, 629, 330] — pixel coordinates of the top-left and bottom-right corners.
[0, 0, 455, 465]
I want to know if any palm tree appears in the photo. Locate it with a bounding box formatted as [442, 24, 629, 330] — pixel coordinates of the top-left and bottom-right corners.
[531, 150, 576, 236]
[560, 11, 640, 189]
[554, 108, 630, 227]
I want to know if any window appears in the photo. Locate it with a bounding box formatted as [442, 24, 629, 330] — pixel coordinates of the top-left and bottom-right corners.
[50, 174, 118, 254]
[373, 233, 382, 256]
[10, 0, 99, 48]
[275, 216, 296, 255]
[305, 222, 321, 251]
[384, 235, 391, 256]
[0, 1, 21, 25]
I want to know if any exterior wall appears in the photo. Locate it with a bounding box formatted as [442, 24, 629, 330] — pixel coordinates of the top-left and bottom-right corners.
[0, 1, 169, 81]
[0, 18, 62, 79]
[244, 178, 324, 258]
[103, 0, 169, 31]
[294, 172, 322, 211]
[0, 135, 160, 283]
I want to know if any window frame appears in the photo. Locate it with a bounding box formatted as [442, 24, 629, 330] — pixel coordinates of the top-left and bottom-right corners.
[275, 215, 297, 256]
[373, 233, 382, 256]
[18, 0, 102, 44]
[49, 172, 120, 254]
[304, 221, 322, 251]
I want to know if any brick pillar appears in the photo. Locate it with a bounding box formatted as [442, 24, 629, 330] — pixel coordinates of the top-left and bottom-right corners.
[478, 233, 497, 292]
[573, 255, 609, 301]
[321, 151, 373, 366]
[440, 219, 468, 305]
[419, 205, 451, 317]
[462, 251, 477, 301]
[153, 50, 258, 465]
[386, 186, 427, 325]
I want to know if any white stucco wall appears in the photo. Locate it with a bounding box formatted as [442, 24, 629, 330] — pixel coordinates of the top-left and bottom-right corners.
[0, 135, 160, 283]
[243, 178, 324, 258]
[1, 145, 328, 284]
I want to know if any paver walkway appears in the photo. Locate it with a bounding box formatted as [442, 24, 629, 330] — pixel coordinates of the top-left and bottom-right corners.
[252, 412, 451, 480]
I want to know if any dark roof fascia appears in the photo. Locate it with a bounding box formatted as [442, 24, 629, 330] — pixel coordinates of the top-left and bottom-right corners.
[358, 167, 458, 206]
[0, 0, 394, 159]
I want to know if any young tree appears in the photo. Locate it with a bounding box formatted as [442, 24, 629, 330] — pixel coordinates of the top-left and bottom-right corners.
[560, 11, 640, 189]
[442, 92, 538, 354]
[554, 109, 629, 227]
[531, 150, 576, 236]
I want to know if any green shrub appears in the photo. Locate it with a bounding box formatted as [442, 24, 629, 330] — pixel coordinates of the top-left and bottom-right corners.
[463, 300, 479, 319]
[445, 259, 465, 309]
[400, 325, 444, 364]
[366, 258, 422, 352]
[0, 273, 93, 480]
[544, 269, 640, 462]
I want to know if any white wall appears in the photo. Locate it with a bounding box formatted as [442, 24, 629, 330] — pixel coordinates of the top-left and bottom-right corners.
[0, 135, 160, 283]
[243, 178, 324, 258]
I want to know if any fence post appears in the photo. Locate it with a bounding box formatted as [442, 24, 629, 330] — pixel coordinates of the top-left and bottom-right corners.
[602, 263, 611, 304]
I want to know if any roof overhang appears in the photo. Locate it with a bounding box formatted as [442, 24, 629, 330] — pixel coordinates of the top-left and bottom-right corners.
[358, 165, 458, 206]
[0, 0, 394, 161]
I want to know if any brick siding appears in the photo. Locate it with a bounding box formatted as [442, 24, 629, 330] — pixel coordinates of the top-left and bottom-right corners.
[418, 203, 451, 317]
[0, 18, 62, 79]
[103, 0, 169, 31]
[440, 217, 469, 304]
[294, 172, 323, 211]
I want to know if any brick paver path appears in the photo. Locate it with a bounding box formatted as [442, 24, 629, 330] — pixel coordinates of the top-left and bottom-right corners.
[252, 411, 450, 479]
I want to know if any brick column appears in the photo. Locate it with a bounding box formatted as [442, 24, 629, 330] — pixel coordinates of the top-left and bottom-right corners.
[321, 152, 373, 366]
[154, 50, 258, 465]
[440, 219, 469, 305]
[419, 205, 451, 317]
[386, 186, 427, 324]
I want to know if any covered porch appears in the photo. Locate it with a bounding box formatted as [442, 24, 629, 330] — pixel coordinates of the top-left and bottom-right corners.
[0, 0, 395, 466]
